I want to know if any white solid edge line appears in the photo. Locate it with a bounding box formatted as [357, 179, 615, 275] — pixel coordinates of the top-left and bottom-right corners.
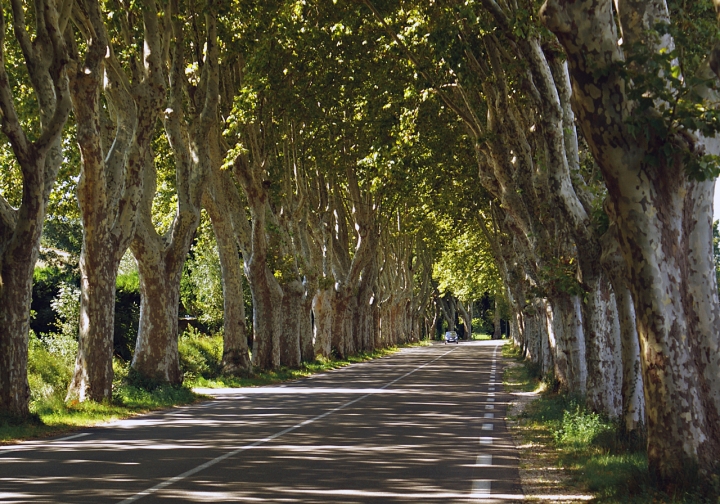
[118, 347, 458, 504]
[0, 432, 90, 456]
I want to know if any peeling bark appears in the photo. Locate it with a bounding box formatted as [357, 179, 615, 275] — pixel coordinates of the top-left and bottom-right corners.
[0, 0, 71, 417]
[542, 0, 720, 481]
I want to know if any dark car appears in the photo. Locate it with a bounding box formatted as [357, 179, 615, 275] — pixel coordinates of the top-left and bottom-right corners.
[444, 331, 459, 344]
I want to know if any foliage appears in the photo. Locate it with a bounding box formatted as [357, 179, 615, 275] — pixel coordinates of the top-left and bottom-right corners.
[50, 283, 81, 340]
[180, 215, 225, 330]
[31, 267, 78, 336]
[114, 271, 140, 361]
[178, 328, 224, 381]
[27, 331, 77, 405]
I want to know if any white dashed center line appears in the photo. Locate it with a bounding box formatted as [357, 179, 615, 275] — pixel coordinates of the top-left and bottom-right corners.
[476, 454, 492, 466]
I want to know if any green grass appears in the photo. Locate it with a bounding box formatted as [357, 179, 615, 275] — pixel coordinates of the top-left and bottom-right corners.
[502, 344, 720, 504]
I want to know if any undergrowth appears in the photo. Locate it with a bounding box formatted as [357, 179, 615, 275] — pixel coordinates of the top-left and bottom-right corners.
[503, 344, 719, 504]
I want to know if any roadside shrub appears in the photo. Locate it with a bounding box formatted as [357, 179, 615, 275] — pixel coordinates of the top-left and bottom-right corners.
[50, 282, 81, 339]
[178, 327, 223, 380]
[553, 401, 613, 450]
[27, 331, 76, 406]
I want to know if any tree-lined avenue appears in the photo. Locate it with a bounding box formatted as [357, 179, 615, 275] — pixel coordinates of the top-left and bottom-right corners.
[0, 340, 520, 503]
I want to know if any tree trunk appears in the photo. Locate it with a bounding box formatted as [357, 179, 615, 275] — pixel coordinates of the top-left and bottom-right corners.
[246, 260, 283, 370]
[583, 274, 623, 418]
[601, 223, 645, 433]
[493, 297, 502, 340]
[204, 186, 251, 376]
[299, 286, 314, 362]
[0, 0, 72, 417]
[279, 280, 303, 368]
[214, 213, 251, 375]
[131, 257, 183, 384]
[553, 294, 587, 395]
[330, 289, 351, 358]
[313, 288, 333, 359]
[69, 245, 118, 401]
[0, 256, 34, 417]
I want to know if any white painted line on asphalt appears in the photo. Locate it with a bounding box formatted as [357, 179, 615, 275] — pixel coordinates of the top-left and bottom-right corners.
[482, 423, 494, 431]
[488, 393, 495, 397]
[471, 479, 491, 495]
[485, 404, 494, 409]
[488, 387, 495, 391]
[487, 398, 495, 402]
[484, 413, 494, 419]
[476, 454, 492, 466]
[119, 347, 458, 503]
[55, 433, 91, 442]
[479, 437, 493, 445]
[0, 432, 90, 456]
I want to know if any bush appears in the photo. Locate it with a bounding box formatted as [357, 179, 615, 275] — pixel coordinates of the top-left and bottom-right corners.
[28, 331, 77, 406]
[178, 327, 223, 380]
[553, 402, 613, 450]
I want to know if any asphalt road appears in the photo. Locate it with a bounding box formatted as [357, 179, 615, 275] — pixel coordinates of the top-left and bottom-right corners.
[0, 340, 523, 503]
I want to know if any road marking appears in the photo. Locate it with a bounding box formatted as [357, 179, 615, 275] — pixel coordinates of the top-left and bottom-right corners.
[119, 347, 458, 503]
[55, 433, 91, 442]
[476, 454, 492, 466]
[479, 437, 493, 445]
[488, 392, 495, 397]
[471, 479, 491, 495]
[488, 387, 495, 391]
[0, 432, 90, 456]
[487, 398, 495, 402]
[485, 404, 494, 409]
[482, 423, 494, 431]
[484, 413, 494, 419]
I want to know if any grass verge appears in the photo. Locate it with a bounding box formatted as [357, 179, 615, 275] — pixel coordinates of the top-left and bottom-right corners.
[502, 344, 720, 504]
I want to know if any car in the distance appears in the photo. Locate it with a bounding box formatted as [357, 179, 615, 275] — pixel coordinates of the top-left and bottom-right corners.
[444, 331, 459, 344]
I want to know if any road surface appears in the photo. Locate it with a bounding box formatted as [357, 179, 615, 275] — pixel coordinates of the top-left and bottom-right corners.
[0, 340, 523, 503]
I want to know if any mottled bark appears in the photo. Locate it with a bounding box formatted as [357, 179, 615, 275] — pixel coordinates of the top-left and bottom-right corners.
[130, 1, 215, 383]
[601, 222, 645, 433]
[584, 275, 623, 418]
[553, 294, 587, 395]
[0, 0, 71, 417]
[203, 177, 251, 375]
[279, 279, 303, 368]
[66, 0, 163, 401]
[542, 0, 720, 481]
[312, 287, 333, 358]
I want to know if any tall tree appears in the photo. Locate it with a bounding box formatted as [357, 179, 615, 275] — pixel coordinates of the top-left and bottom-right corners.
[0, 0, 72, 417]
[66, 0, 165, 402]
[130, 0, 216, 383]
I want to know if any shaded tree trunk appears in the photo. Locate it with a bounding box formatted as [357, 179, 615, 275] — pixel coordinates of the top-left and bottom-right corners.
[0, 0, 71, 417]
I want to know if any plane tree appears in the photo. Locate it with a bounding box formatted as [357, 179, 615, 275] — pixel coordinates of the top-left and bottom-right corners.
[0, 0, 72, 417]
